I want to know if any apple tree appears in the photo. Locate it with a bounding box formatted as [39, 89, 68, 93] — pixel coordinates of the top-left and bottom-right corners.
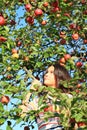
[0, 0, 87, 130]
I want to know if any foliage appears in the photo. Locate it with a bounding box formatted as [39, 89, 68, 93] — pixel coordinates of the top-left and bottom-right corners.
[0, 0, 87, 130]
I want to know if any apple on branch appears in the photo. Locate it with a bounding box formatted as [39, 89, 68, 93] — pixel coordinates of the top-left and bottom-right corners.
[0, 16, 6, 26]
[64, 54, 71, 61]
[26, 16, 34, 25]
[0, 36, 7, 42]
[72, 33, 79, 40]
[0, 95, 10, 105]
[34, 8, 43, 16]
[25, 4, 32, 12]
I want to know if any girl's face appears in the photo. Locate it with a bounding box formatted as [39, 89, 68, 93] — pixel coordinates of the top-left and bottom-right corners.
[44, 66, 57, 88]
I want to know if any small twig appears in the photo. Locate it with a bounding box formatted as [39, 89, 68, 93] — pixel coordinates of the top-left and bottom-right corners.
[23, 67, 35, 80]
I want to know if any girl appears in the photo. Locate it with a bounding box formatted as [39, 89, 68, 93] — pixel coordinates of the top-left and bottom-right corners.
[20, 63, 72, 130]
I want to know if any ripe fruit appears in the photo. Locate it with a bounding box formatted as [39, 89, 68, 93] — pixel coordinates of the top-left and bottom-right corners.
[12, 48, 17, 54]
[0, 16, 6, 26]
[64, 54, 71, 61]
[0, 36, 7, 42]
[51, 7, 59, 13]
[59, 31, 66, 38]
[10, 20, 16, 25]
[0, 96, 10, 104]
[83, 10, 87, 15]
[41, 20, 47, 25]
[24, 126, 30, 130]
[44, 105, 53, 112]
[76, 61, 83, 68]
[17, 41, 22, 47]
[23, 56, 29, 62]
[64, 13, 70, 18]
[69, 23, 76, 29]
[81, 0, 86, 4]
[59, 57, 66, 64]
[77, 122, 86, 127]
[51, 1, 59, 8]
[60, 31, 66, 35]
[25, 4, 32, 12]
[72, 33, 79, 40]
[34, 8, 43, 16]
[26, 16, 34, 24]
[75, 89, 80, 93]
[12, 53, 19, 58]
[6, 75, 12, 79]
[7, 67, 11, 71]
[60, 39, 66, 44]
[84, 39, 87, 44]
[43, 2, 49, 7]
[77, 84, 81, 88]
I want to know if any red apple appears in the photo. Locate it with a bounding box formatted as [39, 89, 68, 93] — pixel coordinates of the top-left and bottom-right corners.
[75, 89, 80, 93]
[64, 54, 71, 61]
[77, 122, 86, 127]
[51, 1, 59, 8]
[76, 61, 83, 68]
[25, 4, 32, 12]
[6, 75, 12, 79]
[34, 8, 43, 16]
[81, 0, 86, 4]
[0, 16, 6, 26]
[60, 31, 66, 35]
[77, 25, 81, 30]
[12, 48, 17, 54]
[10, 20, 16, 25]
[24, 126, 30, 130]
[43, 2, 49, 7]
[51, 7, 60, 13]
[0, 96, 10, 104]
[72, 33, 79, 40]
[41, 20, 47, 25]
[26, 16, 34, 24]
[69, 23, 76, 29]
[64, 13, 70, 17]
[17, 41, 22, 47]
[0, 36, 7, 42]
[77, 84, 81, 88]
[68, 2, 73, 6]
[59, 57, 66, 64]
[59, 31, 66, 38]
[44, 105, 53, 112]
[84, 39, 87, 44]
[83, 10, 87, 15]
[60, 39, 66, 44]
[23, 56, 29, 62]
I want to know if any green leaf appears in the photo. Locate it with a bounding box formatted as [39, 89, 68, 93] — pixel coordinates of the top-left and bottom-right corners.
[0, 118, 5, 125]
[4, 26, 9, 32]
[6, 125, 13, 130]
[0, 103, 4, 112]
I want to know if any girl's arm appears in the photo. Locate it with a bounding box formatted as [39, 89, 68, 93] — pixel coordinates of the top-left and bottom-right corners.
[22, 79, 41, 105]
[19, 79, 41, 117]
